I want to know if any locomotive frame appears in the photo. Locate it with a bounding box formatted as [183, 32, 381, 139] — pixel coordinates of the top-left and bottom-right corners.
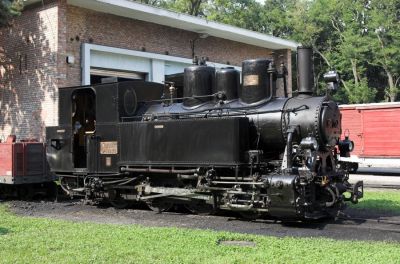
[46, 47, 363, 220]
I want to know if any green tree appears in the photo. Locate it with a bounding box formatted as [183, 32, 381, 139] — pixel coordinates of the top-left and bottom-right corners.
[0, 0, 22, 27]
[139, 0, 399, 102]
[1, 0, 23, 70]
[137, 0, 164, 5]
[291, 0, 376, 103]
[160, 0, 208, 16]
[368, 0, 400, 102]
[330, 0, 376, 103]
[259, 0, 296, 37]
[205, 0, 264, 32]
[204, 0, 295, 37]
[290, 1, 342, 97]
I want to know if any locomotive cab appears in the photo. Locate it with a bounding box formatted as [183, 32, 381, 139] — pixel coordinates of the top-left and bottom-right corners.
[46, 81, 164, 175]
[46, 86, 98, 173]
[71, 88, 96, 169]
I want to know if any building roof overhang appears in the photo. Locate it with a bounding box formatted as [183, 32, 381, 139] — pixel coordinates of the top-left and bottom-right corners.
[25, 0, 299, 50]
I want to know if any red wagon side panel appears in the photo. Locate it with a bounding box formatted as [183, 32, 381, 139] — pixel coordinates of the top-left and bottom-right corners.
[340, 108, 363, 156]
[363, 108, 400, 157]
[0, 139, 51, 184]
[0, 143, 13, 178]
[340, 103, 400, 158]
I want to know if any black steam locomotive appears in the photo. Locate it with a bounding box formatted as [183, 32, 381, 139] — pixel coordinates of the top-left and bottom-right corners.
[46, 47, 363, 220]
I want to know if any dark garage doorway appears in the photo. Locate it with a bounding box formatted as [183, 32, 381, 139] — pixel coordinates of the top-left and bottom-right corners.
[90, 67, 147, 84]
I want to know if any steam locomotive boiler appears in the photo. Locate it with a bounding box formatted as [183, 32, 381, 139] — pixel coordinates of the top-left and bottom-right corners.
[46, 47, 363, 220]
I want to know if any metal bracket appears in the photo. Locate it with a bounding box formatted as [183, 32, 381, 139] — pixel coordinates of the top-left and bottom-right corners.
[50, 139, 63, 150]
[351, 180, 364, 204]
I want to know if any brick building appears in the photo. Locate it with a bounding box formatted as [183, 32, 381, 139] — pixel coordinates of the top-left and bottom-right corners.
[0, 0, 297, 141]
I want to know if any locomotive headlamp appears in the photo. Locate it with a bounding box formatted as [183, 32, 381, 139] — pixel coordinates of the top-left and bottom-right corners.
[324, 71, 340, 91]
[300, 137, 319, 150]
[349, 140, 354, 151]
[340, 129, 354, 152]
[339, 136, 354, 153]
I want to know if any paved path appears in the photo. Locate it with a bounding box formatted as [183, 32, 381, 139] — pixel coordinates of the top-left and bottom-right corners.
[348, 167, 400, 188]
[349, 175, 400, 188]
[357, 167, 400, 176]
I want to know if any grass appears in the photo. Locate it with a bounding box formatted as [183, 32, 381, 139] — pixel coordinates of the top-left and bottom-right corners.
[0, 203, 400, 264]
[351, 190, 400, 213]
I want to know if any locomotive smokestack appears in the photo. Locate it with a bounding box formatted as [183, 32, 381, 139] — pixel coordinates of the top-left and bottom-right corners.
[297, 47, 314, 95]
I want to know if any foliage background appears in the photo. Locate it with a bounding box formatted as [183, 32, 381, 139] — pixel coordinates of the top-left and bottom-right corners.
[0, 0, 22, 26]
[1, 0, 399, 103]
[137, 0, 400, 103]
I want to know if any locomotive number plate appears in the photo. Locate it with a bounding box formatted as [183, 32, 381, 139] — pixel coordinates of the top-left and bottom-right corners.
[100, 141, 118, 155]
[243, 75, 259, 86]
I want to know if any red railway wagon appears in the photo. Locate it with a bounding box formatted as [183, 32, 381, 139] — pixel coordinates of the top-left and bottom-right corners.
[0, 135, 55, 198]
[339, 102, 400, 169]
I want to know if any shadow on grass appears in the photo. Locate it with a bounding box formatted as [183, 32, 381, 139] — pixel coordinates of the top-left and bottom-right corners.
[0, 227, 9, 235]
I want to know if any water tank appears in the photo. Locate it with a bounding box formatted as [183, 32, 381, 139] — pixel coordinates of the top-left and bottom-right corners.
[215, 67, 239, 101]
[183, 65, 215, 107]
[240, 59, 271, 104]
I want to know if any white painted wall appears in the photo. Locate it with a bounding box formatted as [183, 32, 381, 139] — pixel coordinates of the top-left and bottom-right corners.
[150, 59, 166, 83]
[91, 50, 151, 73]
[81, 43, 240, 85]
[164, 62, 189, 75]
